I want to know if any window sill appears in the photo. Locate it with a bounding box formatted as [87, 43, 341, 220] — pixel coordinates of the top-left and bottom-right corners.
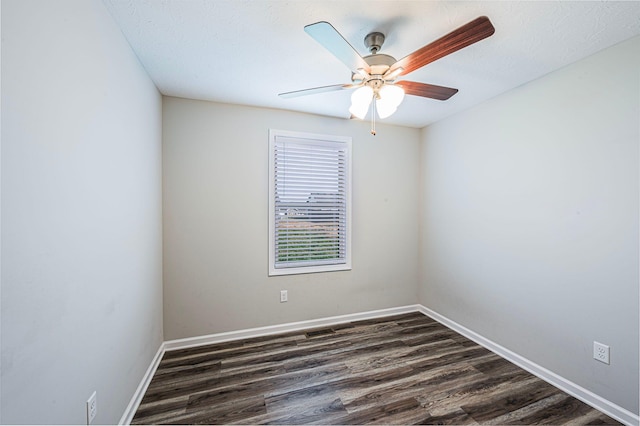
[268, 263, 352, 276]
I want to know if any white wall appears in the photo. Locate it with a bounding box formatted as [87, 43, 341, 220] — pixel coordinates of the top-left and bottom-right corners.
[419, 36, 639, 414]
[1, 0, 163, 423]
[0, 1, 3, 421]
[163, 97, 420, 340]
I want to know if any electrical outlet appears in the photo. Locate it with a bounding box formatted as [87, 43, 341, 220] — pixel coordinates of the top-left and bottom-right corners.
[593, 341, 610, 364]
[86, 391, 97, 424]
[280, 290, 288, 303]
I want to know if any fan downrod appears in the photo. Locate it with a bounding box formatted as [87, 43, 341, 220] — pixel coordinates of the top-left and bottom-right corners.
[364, 32, 385, 54]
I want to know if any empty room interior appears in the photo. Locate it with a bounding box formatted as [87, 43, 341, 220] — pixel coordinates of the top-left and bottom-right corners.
[1, 0, 639, 424]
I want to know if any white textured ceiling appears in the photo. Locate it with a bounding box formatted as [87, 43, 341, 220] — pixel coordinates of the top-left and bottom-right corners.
[102, 0, 640, 128]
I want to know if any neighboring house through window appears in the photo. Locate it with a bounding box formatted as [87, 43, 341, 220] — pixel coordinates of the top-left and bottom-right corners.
[268, 129, 352, 276]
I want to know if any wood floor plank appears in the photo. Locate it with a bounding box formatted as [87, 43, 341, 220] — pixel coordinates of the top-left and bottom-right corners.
[167, 395, 267, 425]
[460, 379, 562, 422]
[340, 363, 486, 412]
[512, 394, 605, 425]
[321, 396, 424, 425]
[416, 407, 479, 425]
[417, 370, 541, 415]
[132, 395, 189, 424]
[481, 392, 568, 425]
[132, 312, 622, 425]
[264, 397, 348, 425]
[263, 389, 348, 424]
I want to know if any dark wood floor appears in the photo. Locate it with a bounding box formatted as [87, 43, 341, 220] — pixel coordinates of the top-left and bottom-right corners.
[132, 312, 621, 425]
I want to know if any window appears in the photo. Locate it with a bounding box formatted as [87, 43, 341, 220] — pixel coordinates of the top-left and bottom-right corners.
[269, 129, 352, 276]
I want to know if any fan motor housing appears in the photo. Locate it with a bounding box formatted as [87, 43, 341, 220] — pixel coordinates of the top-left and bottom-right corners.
[364, 53, 396, 75]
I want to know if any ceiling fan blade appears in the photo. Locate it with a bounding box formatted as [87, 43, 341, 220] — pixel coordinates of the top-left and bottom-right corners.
[304, 21, 371, 73]
[279, 83, 357, 99]
[390, 16, 495, 77]
[395, 81, 458, 100]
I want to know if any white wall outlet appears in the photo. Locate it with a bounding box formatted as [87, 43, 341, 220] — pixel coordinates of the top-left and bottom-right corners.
[280, 290, 288, 303]
[593, 341, 610, 364]
[86, 391, 97, 424]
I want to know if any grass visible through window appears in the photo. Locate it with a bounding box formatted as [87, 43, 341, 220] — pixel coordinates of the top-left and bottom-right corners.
[276, 220, 341, 262]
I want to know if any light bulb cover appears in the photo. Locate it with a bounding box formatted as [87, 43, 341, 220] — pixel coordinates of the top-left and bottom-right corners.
[349, 86, 373, 119]
[379, 84, 405, 107]
[376, 98, 397, 119]
[375, 84, 405, 119]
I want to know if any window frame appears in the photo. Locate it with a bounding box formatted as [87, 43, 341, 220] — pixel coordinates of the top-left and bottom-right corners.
[268, 129, 352, 276]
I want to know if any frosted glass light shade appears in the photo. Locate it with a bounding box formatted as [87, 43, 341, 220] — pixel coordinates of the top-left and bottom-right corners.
[375, 98, 397, 119]
[380, 84, 405, 106]
[376, 85, 405, 118]
[349, 86, 373, 119]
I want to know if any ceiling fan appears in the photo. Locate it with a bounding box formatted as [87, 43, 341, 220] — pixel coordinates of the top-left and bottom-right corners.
[279, 16, 495, 133]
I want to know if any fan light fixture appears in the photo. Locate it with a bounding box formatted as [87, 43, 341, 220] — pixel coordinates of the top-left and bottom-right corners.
[349, 83, 405, 120]
[279, 17, 495, 135]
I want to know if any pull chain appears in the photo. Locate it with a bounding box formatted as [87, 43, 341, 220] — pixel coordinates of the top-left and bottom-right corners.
[370, 95, 376, 136]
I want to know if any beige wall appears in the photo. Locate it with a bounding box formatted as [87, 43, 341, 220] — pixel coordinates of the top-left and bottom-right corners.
[418, 36, 639, 414]
[1, 0, 163, 423]
[162, 97, 420, 340]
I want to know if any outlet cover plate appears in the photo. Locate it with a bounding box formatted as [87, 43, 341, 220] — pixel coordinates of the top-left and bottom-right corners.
[87, 391, 97, 424]
[593, 341, 610, 364]
[280, 290, 288, 303]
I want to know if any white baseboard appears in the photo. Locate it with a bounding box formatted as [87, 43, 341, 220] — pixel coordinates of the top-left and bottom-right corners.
[120, 304, 639, 426]
[164, 304, 421, 351]
[417, 305, 639, 426]
[119, 343, 166, 425]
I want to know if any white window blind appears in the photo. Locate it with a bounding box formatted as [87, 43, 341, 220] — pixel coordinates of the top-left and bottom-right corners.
[269, 130, 352, 276]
